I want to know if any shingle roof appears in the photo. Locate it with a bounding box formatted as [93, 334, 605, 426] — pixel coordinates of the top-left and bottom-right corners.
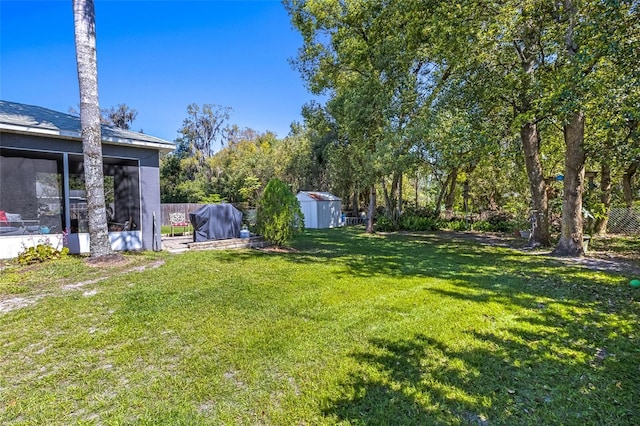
[297, 191, 342, 202]
[0, 100, 175, 152]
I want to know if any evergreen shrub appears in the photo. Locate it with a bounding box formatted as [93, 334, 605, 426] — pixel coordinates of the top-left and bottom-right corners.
[256, 178, 304, 246]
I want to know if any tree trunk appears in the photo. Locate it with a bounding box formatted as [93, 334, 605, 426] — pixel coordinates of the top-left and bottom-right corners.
[521, 122, 550, 246]
[622, 161, 638, 208]
[594, 162, 611, 235]
[366, 184, 376, 233]
[73, 0, 112, 257]
[444, 167, 458, 219]
[552, 111, 586, 257]
[351, 190, 359, 216]
[397, 172, 403, 217]
[433, 173, 451, 217]
[381, 178, 393, 216]
[414, 172, 419, 208]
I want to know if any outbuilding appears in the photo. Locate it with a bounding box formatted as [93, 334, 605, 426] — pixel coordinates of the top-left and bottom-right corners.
[0, 100, 175, 258]
[296, 191, 342, 229]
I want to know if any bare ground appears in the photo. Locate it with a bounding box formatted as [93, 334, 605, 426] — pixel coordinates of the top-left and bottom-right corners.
[0, 257, 165, 314]
[434, 231, 640, 276]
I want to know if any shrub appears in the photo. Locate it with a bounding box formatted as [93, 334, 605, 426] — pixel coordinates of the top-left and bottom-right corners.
[399, 214, 442, 231]
[374, 215, 399, 232]
[485, 211, 516, 232]
[471, 220, 492, 232]
[256, 178, 304, 246]
[444, 219, 468, 232]
[16, 243, 69, 265]
[402, 204, 434, 218]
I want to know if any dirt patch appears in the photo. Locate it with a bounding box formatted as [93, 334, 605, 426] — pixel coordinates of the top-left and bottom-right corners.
[0, 258, 166, 315]
[0, 295, 44, 314]
[431, 231, 640, 276]
[552, 255, 640, 276]
[255, 246, 297, 253]
[84, 253, 128, 267]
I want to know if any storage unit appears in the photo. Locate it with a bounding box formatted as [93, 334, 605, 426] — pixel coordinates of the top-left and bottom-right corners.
[296, 191, 342, 229]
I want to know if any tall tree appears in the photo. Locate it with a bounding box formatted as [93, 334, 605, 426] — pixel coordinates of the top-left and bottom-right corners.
[177, 103, 232, 160]
[286, 0, 440, 231]
[73, 0, 112, 258]
[102, 103, 138, 129]
[548, 0, 637, 255]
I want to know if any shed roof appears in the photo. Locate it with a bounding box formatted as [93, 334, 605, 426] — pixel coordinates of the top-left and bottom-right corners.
[297, 191, 342, 202]
[0, 100, 175, 152]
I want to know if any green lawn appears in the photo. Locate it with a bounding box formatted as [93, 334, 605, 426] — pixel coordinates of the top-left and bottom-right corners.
[1, 228, 638, 425]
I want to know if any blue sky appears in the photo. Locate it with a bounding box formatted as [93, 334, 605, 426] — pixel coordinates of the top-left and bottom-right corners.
[0, 0, 317, 144]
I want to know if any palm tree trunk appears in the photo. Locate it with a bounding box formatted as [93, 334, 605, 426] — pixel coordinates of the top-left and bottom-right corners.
[73, 0, 112, 257]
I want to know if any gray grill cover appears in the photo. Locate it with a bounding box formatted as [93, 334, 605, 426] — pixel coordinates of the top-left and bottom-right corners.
[189, 204, 243, 242]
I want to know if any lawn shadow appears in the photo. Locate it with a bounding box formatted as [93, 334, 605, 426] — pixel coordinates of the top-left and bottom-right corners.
[208, 228, 637, 322]
[287, 229, 639, 423]
[325, 330, 638, 425]
[324, 334, 491, 425]
[289, 228, 632, 302]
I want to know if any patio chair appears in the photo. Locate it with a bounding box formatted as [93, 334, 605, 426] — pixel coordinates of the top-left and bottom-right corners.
[169, 212, 191, 237]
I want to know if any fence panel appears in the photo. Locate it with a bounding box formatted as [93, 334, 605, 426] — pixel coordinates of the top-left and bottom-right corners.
[607, 207, 640, 234]
[160, 203, 206, 227]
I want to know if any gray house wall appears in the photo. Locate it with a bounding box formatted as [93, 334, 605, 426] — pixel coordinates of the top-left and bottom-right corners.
[140, 163, 161, 251]
[1, 132, 164, 252]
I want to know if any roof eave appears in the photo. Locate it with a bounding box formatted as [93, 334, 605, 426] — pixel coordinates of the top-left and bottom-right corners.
[0, 123, 175, 153]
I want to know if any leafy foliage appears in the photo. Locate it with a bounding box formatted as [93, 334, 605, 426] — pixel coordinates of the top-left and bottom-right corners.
[16, 243, 69, 265]
[256, 178, 304, 246]
[159, 1, 640, 246]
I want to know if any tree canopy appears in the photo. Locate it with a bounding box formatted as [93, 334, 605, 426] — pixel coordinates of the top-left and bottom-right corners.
[159, 1, 640, 257]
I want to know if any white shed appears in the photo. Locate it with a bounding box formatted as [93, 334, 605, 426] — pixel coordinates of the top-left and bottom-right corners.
[296, 191, 342, 229]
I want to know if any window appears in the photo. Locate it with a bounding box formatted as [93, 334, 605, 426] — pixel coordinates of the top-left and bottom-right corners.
[68, 154, 140, 233]
[0, 148, 64, 235]
[0, 148, 140, 236]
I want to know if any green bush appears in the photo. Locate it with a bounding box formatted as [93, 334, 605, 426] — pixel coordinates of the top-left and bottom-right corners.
[485, 211, 516, 232]
[399, 214, 442, 231]
[471, 220, 492, 232]
[256, 178, 304, 246]
[444, 219, 468, 232]
[16, 243, 69, 265]
[374, 215, 399, 232]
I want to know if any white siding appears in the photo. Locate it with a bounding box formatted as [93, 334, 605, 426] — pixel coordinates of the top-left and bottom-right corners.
[299, 200, 318, 228]
[296, 192, 342, 229]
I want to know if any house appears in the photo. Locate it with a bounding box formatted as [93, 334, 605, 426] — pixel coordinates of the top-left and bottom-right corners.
[0, 100, 175, 259]
[296, 191, 342, 229]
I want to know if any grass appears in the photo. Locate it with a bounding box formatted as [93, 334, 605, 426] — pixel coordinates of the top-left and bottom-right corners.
[1, 228, 639, 425]
[161, 224, 191, 236]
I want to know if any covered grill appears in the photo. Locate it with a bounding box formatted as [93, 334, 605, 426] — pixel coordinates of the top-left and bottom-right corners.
[189, 204, 243, 242]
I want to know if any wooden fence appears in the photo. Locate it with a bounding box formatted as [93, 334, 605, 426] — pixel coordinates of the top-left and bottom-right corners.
[160, 203, 258, 227]
[160, 203, 207, 227]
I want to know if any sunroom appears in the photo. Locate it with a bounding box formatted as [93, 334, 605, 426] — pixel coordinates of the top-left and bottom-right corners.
[0, 100, 174, 259]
